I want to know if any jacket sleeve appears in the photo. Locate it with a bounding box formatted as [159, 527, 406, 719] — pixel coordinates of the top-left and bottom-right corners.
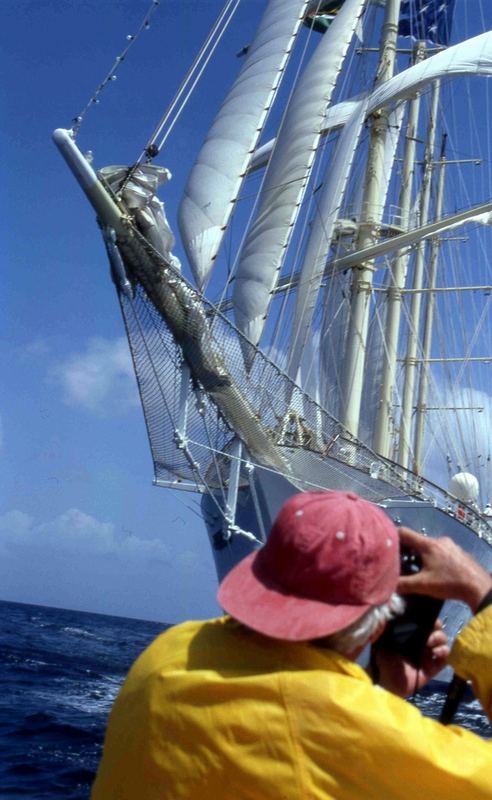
[448, 604, 492, 720]
[283, 610, 492, 800]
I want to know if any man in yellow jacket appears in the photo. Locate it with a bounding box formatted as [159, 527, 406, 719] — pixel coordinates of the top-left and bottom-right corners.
[92, 491, 492, 799]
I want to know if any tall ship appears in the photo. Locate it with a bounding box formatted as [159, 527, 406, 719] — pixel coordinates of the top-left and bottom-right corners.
[54, 0, 492, 649]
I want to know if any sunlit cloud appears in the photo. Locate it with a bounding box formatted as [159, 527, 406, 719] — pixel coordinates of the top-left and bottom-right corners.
[0, 506, 217, 621]
[51, 336, 139, 414]
[0, 507, 170, 562]
[422, 385, 492, 504]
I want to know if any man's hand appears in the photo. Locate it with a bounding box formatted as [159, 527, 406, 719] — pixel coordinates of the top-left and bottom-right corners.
[371, 620, 450, 697]
[397, 527, 492, 612]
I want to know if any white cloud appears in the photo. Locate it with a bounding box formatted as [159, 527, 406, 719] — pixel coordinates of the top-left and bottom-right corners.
[0, 506, 218, 622]
[0, 507, 169, 562]
[422, 385, 492, 503]
[51, 336, 139, 414]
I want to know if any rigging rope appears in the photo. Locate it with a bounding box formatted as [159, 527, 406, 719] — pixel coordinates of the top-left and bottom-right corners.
[415, 61, 492, 501]
[118, 0, 241, 198]
[71, 0, 161, 138]
[145, 0, 241, 156]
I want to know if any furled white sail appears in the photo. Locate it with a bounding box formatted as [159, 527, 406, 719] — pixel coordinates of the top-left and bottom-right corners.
[99, 165, 181, 270]
[367, 31, 492, 115]
[436, 210, 492, 233]
[178, 0, 307, 289]
[286, 98, 368, 382]
[247, 31, 492, 180]
[232, 0, 367, 350]
[248, 96, 361, 173]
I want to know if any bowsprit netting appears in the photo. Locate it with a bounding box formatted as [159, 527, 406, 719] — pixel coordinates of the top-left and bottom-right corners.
[114, 222, 491, 543]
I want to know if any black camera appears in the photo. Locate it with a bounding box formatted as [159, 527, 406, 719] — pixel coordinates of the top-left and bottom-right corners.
[376, 546, 443, 668]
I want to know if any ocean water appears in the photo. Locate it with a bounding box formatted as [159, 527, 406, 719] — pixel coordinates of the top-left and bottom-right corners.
[1, 600, 490, 799]
[0, 600, 168, 800]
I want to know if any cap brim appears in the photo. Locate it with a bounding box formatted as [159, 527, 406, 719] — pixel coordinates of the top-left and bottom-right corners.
[217, 551, 371, 642]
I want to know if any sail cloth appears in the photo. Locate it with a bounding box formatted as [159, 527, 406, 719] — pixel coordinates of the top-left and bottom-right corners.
[99, 165, 181, 270]
[286, 98, 369, 382]
[367, 31, 492, 116]
[248, 96, 361, 173]
[178, 0, 308, 289]
[232, 0, 367, 351]
[440, 210, 492, 232]
[250, 30, 492, 177]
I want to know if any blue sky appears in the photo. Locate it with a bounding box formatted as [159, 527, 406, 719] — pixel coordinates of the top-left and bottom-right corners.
[2, 0, 267, 623]
[3, 1, 492, 623]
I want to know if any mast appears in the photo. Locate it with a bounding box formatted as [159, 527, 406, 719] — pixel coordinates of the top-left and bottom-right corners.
[340, 0, 401, 437]
[412, 133, 447, 474]
[372, 41, 426, 458]
[398, 80, 441, 468]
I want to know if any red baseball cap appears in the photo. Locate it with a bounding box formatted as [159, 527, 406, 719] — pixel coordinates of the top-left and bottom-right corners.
[217, 491, 399, 641]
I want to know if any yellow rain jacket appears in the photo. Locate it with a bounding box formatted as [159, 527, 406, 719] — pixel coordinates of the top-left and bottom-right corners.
[92, 608, 492, 799]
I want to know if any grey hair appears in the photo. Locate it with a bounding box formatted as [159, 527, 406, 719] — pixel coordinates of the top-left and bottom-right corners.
[317, 593, 405, 656]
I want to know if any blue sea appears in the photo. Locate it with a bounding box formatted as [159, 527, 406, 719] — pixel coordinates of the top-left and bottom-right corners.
[0, 600, 169, 799]
[1, 599, 490, 799]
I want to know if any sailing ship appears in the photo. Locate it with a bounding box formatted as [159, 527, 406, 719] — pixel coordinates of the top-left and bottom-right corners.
[54, 0, 492, 649]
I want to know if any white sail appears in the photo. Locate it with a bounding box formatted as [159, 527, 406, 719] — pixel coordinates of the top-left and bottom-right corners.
[232, 0, 367, 349]
[286, 98, 368, 381]
[250, 31, 492, 181]
[367, 31, 492, 116]
[435, 210, 492, 234]
[178, 0, 307, 289]
[248, 96, 361, 173]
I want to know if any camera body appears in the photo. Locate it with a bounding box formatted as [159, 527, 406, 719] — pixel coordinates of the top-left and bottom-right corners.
[377, 546, 443, 668]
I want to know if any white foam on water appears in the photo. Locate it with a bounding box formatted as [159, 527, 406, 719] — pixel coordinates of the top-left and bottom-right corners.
[62, 626, 96, 639]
